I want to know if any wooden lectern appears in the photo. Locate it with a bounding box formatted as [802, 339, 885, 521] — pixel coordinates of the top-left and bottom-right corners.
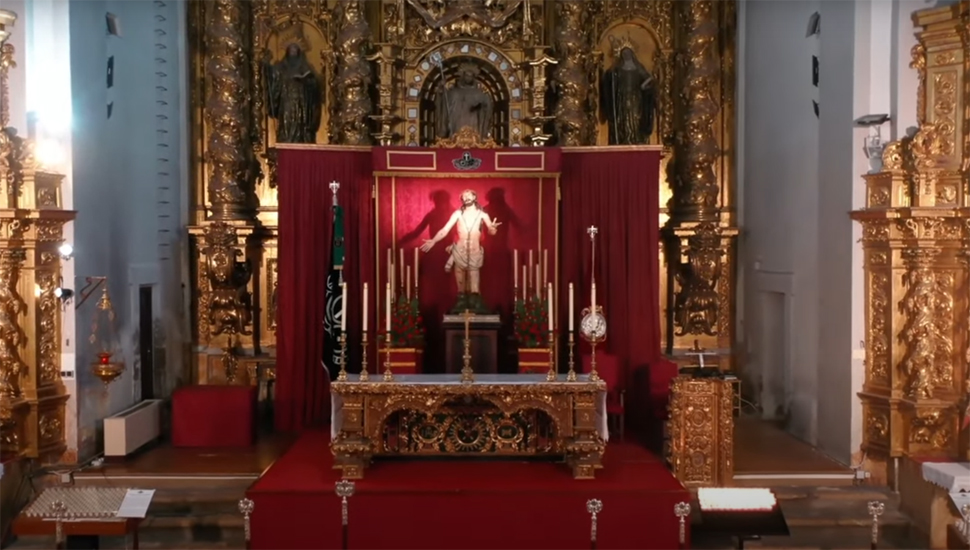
[442, 314, 501, 374]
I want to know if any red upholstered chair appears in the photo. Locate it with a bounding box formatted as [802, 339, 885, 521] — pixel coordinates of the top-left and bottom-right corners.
[581, 353, 625, 439]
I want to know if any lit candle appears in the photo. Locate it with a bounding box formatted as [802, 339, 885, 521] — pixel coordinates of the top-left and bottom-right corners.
[568, 283, 574, 332]
[362, 283, 368, 332]
[385, 282, 391, 332]
[591, 282, 597, 312]
[340, 282, 348, 332]
[406, 266, 411, 301]
[542, 249, 548, 290]
[547, 283, 554, 332]
[513, 249, 519, 289]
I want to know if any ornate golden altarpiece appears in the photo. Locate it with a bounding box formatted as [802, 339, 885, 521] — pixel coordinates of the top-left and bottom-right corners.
[186, 0, 739, 385]
[330, 374, 607, 480]
[851, 2, 970, 483]
[0, 21, 76, 464]
[665, 376, 734, 487]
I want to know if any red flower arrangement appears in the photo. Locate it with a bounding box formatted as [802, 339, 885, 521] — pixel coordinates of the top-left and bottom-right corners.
[390, 295, 424, 348]
[514, 295, 549, 348]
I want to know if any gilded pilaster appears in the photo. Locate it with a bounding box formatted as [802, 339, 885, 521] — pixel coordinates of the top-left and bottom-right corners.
[853, 2, 969, 480]
[367, 45, 403, 145]
[551, 0, 589, 146]
[203, 0, 254, 221]
[333, 0, 374, 146]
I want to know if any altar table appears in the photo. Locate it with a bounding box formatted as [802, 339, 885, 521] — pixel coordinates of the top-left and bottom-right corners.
[331, 374, 608, 479]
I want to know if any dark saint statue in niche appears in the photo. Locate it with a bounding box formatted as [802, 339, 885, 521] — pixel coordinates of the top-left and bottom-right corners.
[600, 40, 657, 145]
[435, 62, 493, 139]
[263, 43, 323, 144]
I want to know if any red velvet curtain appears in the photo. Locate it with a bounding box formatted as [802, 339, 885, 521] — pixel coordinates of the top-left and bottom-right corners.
[560, 149, 662, 388]
[275, 148, 373, 431]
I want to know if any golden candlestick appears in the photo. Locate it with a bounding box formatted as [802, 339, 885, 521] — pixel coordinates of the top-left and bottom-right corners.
[567, 331, 577, 382]
[337, 333, 348, 381]
[461, 309, 474, 384]
[359, 331, 369, 381]
[546, 330, 556, 381]
[382, 333, 394, 381]
[589, 339, 600, 382]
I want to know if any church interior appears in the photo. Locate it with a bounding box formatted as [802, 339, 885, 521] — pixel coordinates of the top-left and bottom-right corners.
[0, 0, 968, 548]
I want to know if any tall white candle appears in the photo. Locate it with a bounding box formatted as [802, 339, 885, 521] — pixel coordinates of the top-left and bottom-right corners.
[528, 249, 534, 273]
[547, 283, 554, 332]
[399, 248, 405, 286]
[340, 283, 348, 332]
[414, 247, 419, 289]
[385, 282, 391, 332]
[542, 250, 548, 290]
[591, 282, 597, 312]
[521, 266, 527, 301]
[362, 283, 368, 332]
[534, 264, 539, 298]
[569, 283, 574, 332]
[513, 249, 519, 288]
[406, 267, 411, 300]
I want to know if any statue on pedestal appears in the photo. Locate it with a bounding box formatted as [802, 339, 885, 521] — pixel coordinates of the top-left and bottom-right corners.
[600, 37, 657, 145]
[435, 62, 493, 140]
[420, 189, 500, 312]
[263, 43, 323, 144]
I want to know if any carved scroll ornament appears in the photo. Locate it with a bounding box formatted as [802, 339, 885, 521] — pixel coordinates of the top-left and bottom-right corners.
[333, 0, 374, 145]
[673, 223, 722, 336]
[201, 222, 253, 340]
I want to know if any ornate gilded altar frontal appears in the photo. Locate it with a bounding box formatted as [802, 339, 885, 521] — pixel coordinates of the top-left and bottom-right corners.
[331, 374, 607, 480]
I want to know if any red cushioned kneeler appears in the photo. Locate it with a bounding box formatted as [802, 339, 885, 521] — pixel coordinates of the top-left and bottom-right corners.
[171, 385, 256, 447]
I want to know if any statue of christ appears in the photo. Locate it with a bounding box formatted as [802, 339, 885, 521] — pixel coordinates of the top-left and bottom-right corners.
[420, 189, 500, 312]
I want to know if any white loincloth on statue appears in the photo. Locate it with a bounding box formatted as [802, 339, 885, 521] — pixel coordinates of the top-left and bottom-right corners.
[445, 242, 484, 272]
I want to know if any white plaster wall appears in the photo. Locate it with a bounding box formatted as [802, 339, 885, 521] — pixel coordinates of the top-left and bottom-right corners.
[68, 0, 188, 460]
[739, 0, 922, 464]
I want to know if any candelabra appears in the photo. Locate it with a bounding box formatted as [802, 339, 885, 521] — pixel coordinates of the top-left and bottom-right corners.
[461, 310, 474, 384]
[359, 331, 369, 381]
[674, 502, 691, 549]
[337, 333, 348, 381]
[868, 500, 884, 550]
[567, 330, 577, 381]
[546, 330, 556, 381]
[382, 333, 394, 381]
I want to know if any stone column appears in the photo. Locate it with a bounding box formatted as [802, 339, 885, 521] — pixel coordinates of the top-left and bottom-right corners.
[203, 0, 253, 220]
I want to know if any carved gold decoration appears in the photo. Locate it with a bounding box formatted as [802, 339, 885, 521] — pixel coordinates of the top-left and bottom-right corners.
[673, 222, 722, 336]
[666, 376, 734, 487]
[551, 0, 588, 146]
[333, 0, 373, 145]
[201, 222, 253, 342]
[0, 241, 26, 400]
[187, 0, 738, 380]
[853, 2, 968, 477]
[433, 126, 497, 149]
[203, 0, 253, 221]
[330, 375, 606, 479]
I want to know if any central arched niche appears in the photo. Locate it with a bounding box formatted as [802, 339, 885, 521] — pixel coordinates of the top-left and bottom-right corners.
[417, 52, 514, 146]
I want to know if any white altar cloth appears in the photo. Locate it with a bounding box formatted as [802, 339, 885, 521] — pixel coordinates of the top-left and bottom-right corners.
[921, 461, 970, 493]
[331, 373, 609, 442]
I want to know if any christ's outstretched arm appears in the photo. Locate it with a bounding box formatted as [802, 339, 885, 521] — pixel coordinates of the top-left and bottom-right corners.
[482, 213, 501, 235]
[421, 211, 460, 251]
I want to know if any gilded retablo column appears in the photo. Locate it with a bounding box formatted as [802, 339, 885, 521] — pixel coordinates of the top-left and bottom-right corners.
[551, 0, 589, 146]
[333, 0, 373, 145]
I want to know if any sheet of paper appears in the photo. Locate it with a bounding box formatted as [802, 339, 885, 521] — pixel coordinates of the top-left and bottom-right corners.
[117, 489, 155, 518]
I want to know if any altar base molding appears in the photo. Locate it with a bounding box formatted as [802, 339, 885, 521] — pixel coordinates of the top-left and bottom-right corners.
[331, 374, 607, 479]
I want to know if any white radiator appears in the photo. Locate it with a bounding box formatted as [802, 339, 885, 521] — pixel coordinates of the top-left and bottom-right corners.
[103, 400, 163, 457]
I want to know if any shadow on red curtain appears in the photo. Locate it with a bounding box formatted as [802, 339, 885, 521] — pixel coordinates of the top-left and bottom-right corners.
[275, 147, 373, 431]
[559, 149, 662, 418]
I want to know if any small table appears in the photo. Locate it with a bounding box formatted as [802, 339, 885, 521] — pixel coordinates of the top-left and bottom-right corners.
[13, 487, 146, 549]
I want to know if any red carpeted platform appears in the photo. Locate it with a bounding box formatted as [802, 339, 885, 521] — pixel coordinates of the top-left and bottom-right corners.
[247, 431, 690, 549]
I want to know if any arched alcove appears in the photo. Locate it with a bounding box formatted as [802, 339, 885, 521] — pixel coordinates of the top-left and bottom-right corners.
[419, 57, 510, 146]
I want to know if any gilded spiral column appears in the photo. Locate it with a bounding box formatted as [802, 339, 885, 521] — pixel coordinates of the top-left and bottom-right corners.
[665, 0, 734, 350]
[203, 0, 253, 220]
[551, 0, 590, 146]
[333, 0, 373, 146]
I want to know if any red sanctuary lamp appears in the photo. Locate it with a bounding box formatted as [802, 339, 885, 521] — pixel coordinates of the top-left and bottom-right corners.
[89, 285, 124, 385]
